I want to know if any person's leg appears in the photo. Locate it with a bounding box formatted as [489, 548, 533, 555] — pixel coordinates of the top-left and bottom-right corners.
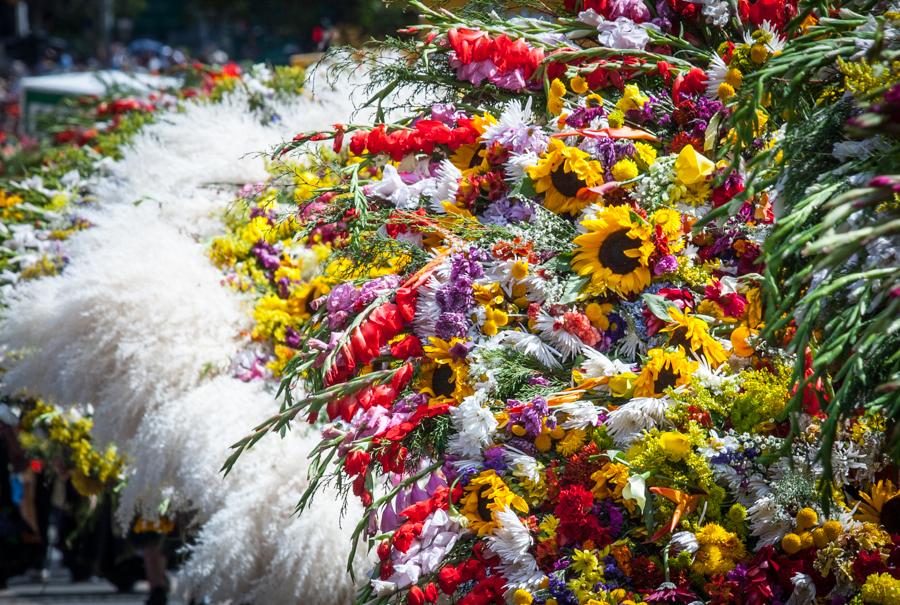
[142, 541, 168, 605]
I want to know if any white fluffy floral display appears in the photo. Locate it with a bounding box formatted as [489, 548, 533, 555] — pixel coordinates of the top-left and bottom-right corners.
[0, 70, 374, 603]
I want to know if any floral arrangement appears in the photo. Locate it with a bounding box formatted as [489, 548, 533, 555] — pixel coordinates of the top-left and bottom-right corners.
[221, 2, 900, 605]
[18, 399, 124, 497]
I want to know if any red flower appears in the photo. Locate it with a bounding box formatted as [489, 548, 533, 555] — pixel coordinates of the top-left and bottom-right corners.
[344, 450, 371, 476]
[438, 565, 462, 594]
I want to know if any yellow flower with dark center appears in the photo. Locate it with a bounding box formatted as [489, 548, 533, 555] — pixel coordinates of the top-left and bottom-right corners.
[659, 308, 729, 367]
[584, 93, 604, 109]
[451, 142, 489, 173]
[572, 205, 654, 296]
[633, 347, 698, 398]
[855, 480, 900, 534]
[527, 139, 603, 215]
[461, 470, 528, 536]
[420, 337, 472, 402]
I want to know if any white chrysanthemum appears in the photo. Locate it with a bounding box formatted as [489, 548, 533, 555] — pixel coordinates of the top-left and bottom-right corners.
[482, 98, 548, 155]
[504, 151, 539, 183]
[554, 400, 601, 430]
[579, 347, 634, 379]
[785, 572, 816, 605]
[448, 394, 498, 458]
[505, 449, 543, 484]
[428, 159, 462, 211]
[487, 507, 543, 589]
[670, 531, 699, 555]
[747, 495, 793, 547]
[494, 330, 562, 369]
[535, 311, 584, 361]
[604, 396, 670, 445]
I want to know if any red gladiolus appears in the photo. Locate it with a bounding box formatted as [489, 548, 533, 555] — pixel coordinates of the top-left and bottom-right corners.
[344, 450, 371, 476]
[438, 565, 462, 594]
[407, 586, 425, 605]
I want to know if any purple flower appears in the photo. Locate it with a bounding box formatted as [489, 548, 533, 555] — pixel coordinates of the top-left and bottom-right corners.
[483, 446, 507, 472]
[326, 283, 360, 329]
[435, 311, 469, 340]
[359, 275, 402, 306]
[607, 0, 651, 21]
[251, 240, 281, 272]
[430, 103, 464, 125]
[284, 326, 302, 348]
[509, 396, 548, 437]
[482, 197, 534, 226]
[653, 254, 678, 276]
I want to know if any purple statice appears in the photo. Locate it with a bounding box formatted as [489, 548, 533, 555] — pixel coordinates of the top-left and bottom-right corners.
[251, 239, 281, 272]
[583, 138, 636, 181]
[448, 340, 472, 360]
[483, 446, 507, 472]
[565, 105, 606, 129]
[506, 437, 541, 457]
[358, 275, 402, 306]
[528, 376, 550, 386]
[508, 396, 549, 437]
[277, 276, 291, 299]
[392, 392, 429, 414]
[594, 500, 625, 538]
[482, 197, 534, 226]
[433, 251, 484, 339]
[248, 205, 277, 222]
[547, 575, 579, 605]
[326, 283, 360, 330]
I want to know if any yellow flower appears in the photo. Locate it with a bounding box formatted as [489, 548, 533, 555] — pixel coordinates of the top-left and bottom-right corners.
[419, 338, 472, 402]
[591, 462, 629, 500]
[571, 549, 599, 575]
[0, 190, 23, 208]
[548, 78, 567, 115]
[750, 43, 769, 64]
[717, 82, 736, 101]
[659, 308, 729, 367]
[557, 428, 587, 456]
[796, 507, 818, 530]
[611, 158, 639, 181]
[526, 139, 604, 215]
[658, 431, 692, 461]
[607, 109, 625, 128]
[512, 589, 534, 605]
[460, 470, 528, 536]
[585, 302, 613, 331]
[730, 324, 758, 357]
[650, 208, 682, 240]
[451, 142, 488, 173]
[855, 480, 900, 526]
[570, 75, 589, 94]
[674, 145, 715, 186]
[861, 573, 900, 604]
[725, 68, 743, 89]
[572, 205, 654, 296]
[616, 84, 649, 112]
[633, 141, 657, 169]
[633, 348, 698, 398]
[482, 304, 509, 336]
[692, 523, 747, 576]
[608, 372, 638, 398]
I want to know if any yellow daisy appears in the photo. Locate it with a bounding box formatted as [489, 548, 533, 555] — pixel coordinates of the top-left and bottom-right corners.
[855, 480, 900, 533]
[572, 205, 654, 296]
[633, 347, 698, 398]
[526, 139, 603, 215]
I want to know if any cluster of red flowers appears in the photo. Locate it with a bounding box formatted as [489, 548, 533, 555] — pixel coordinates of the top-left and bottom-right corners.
[96, 98, 155, 117]
[349, 119, 480, 161]
[447, 28, 544, 79]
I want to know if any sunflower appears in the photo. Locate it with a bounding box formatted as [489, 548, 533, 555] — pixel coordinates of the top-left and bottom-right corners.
[526, 139, 603, 215]
[571, 205, 654, 296]
[460, 469, 528, 536]
[451, 142, 489, 173]
[418, 337, 472, 402]
[633, 347, 698, 398]
[659, 308, 729, 367]
[855, 480, 900, 534]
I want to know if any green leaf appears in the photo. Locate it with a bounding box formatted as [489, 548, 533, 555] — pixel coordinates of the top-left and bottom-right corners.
[642, 293, 678, 321]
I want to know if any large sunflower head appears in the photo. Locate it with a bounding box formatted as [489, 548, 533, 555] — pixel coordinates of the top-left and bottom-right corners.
[571, 205, 654, 297]
[451, 142, 489, 174]
[417, 337, 472, 402]
[526, 139, 603, 215]
[660, 308, 729, 367]
[460, 469, 529, 536]
[633, 347, 698, 398]
[855, 480, 900, 534]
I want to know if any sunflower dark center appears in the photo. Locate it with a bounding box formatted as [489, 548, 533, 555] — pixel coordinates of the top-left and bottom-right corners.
[598, 229, 642, 275]
[655, 365, 679, 393]
[668, 327, 691, 351]
[468, 144, 486, 168]
[550, 164, 588, 198]
[476, 485, 493, 521]
[882, 495, 900, 534]
[586, 97, 602, 108]
[432, 364, 455, 398]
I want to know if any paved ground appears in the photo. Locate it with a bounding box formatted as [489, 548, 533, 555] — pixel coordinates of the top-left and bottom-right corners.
[0, 575, 184, 605]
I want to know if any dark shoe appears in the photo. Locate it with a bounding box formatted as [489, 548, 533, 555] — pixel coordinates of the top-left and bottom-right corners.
[146, 586, 168, 605]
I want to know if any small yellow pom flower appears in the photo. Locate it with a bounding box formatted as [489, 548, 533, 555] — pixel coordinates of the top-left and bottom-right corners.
[781, 533, 802, 555]
[812, 528, 828, 549]
[611, 158, 639, 181]
[717, 82, 736, 101]
[796, 507, 818, 530]
[659, 431, 692, 461]
[861, 572, 900, 604]
[513, 589, 534, 605]
[607, 109, 625, 128]
[750, 43, 769, 64]
[548, 78, 566, 115]
[725, 68, 743, 88]
[822, 520, 843, 542]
